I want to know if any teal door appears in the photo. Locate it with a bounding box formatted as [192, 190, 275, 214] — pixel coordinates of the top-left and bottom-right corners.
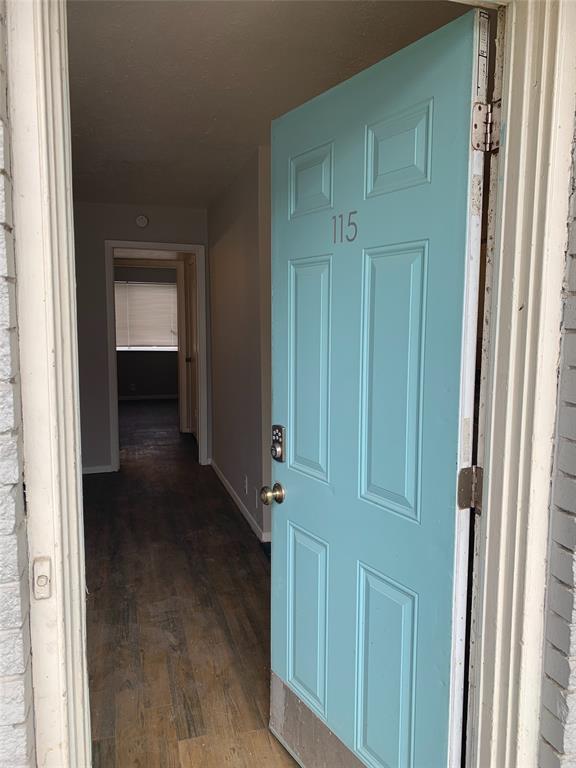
[269, 11, 483, 768]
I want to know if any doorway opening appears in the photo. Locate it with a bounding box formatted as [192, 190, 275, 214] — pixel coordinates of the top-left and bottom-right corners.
[99, 242, 209, 473]
[12, 0, 576, 765]
[65, 3, 494, 767]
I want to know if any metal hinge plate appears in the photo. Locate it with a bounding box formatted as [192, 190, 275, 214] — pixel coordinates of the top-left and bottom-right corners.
[471, 99, 501, 152]
[458, 466, 484, 512]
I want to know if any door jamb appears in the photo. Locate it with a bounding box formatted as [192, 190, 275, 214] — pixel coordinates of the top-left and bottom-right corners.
[104, 240, 209, 468]
[7, 3, 92, 765]
[448, 9, 491, 765]
[456, 1, 576, 766]
[7, 0, 576, 765]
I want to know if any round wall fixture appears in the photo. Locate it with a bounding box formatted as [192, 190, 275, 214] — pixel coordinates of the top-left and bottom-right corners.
[135, 214, 149, 228]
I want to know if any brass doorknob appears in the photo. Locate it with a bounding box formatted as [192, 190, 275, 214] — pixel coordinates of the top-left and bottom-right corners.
[260, 483, 286, 505]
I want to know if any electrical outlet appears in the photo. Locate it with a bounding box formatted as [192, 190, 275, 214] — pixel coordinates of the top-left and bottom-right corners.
[244, 474, 249, 495]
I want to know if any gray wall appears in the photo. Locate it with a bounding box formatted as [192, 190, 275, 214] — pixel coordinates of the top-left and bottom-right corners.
[540, 126, 576, 767]
[208, 151, 270, 537]
[74, 202, 206, 470]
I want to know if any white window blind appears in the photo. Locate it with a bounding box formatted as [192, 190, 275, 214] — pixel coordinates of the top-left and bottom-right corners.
[115, 281, 178, 349]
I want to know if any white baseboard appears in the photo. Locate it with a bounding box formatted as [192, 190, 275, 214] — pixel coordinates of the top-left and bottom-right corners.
[210, 460, 271, 543]
[82, 464, 116, 475]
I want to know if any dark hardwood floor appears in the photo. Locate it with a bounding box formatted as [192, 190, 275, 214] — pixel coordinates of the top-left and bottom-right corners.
[84, 400, 296, 767]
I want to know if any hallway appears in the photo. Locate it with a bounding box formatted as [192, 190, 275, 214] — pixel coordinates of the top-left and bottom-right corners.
[83, 401, 296, 767]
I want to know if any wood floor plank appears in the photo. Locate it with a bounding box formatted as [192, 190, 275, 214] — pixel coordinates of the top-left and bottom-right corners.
[115, 734, 149, 768]
[115, 686, 146, 742]
[92, 738, 116, 768]
[141, 650, 172, 710]
[241, 729, 301, 768]
[145, 706, 180, 768]
[190, 643, 265, 737]
[178, 733, 252, 768]
[178, 729, 296, 768]
[90, 686, 116, 741]
[167, 651, 206, 740]
[84, 402, 298, 767]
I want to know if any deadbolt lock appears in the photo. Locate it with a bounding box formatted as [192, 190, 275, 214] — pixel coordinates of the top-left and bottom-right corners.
[260, 483, 286, 506]
[271, 424, 286, 463]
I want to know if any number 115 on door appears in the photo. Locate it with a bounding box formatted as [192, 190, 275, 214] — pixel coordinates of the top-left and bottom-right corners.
[332, 210, 358, 244]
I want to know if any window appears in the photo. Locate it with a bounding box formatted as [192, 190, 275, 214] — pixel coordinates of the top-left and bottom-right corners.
[115, 281, 178, 350]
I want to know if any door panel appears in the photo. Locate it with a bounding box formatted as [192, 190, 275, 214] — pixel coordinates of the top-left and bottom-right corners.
[365, 99, 433, 197]
[289, 256, 331, 481]
[271, 11, 480, 767]
[356, 564, 417, 768]
[287, 523, 328, 716]
[360, 242, 426, 521]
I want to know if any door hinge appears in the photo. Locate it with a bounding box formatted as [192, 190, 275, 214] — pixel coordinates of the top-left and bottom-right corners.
[458, 466, 484, 512]
[471, 99, 501, 153]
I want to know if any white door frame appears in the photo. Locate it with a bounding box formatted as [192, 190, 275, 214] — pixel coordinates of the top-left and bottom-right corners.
[462, 2, 576, 766]
[7, 0, 576, 766]
[104, 240, 209, 469]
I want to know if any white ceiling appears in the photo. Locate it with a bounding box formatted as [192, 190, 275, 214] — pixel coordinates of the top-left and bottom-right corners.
[67, 0, 467, 207]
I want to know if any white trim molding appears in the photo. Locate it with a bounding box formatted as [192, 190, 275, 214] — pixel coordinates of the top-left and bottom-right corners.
[468, 2, 576, 767]
[104, 238, 120, 471]
[7, 1, 91, 765]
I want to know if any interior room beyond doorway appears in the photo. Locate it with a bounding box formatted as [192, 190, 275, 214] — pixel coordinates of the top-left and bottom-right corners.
[100, 243, 209, 473]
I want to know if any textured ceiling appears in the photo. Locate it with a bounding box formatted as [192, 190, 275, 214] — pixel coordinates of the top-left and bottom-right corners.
[67, 0, 467, 207]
